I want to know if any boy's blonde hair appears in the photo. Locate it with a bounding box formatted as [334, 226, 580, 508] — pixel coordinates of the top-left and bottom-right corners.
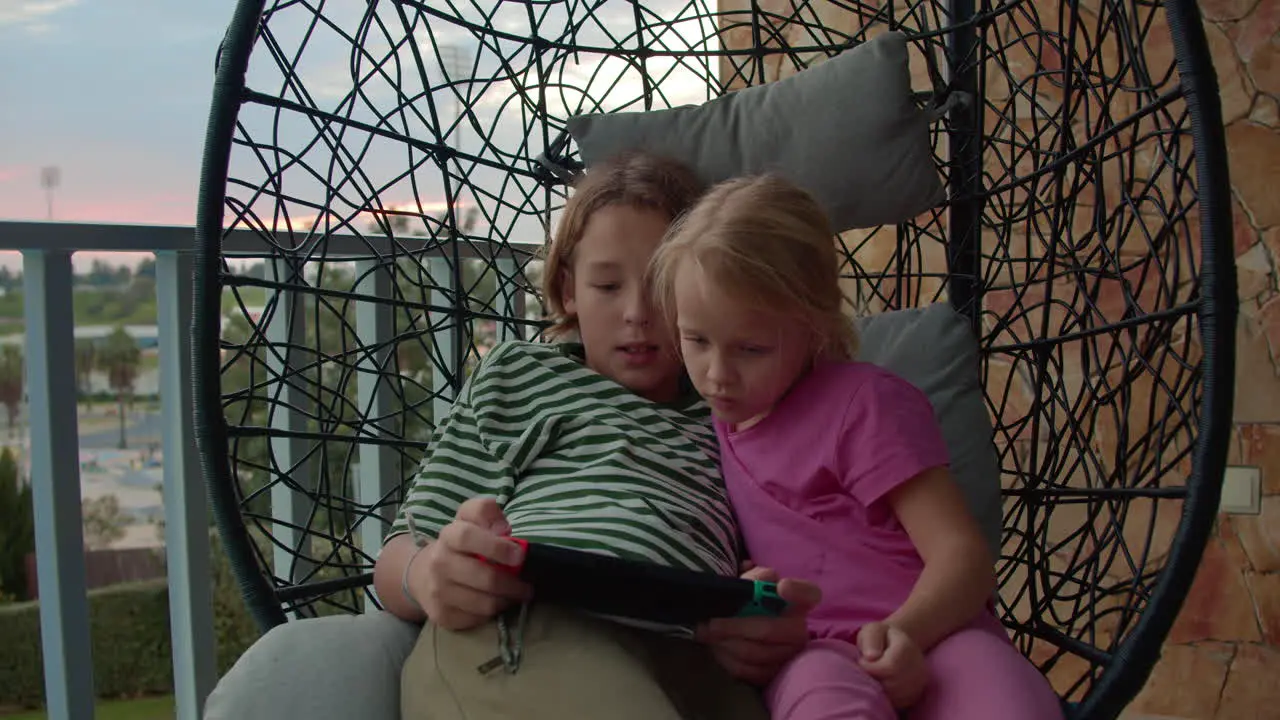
[650, 174, 859, 360]
[541, 152, 704, 340]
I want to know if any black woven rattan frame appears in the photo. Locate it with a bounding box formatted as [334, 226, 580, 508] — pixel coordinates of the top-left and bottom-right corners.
[193, 2, 1236, 717]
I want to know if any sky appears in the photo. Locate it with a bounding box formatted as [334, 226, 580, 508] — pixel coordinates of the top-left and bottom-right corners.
[0, 0, 236, 269]
[0, 0, 236, 224]
[0, 0, 718, 271]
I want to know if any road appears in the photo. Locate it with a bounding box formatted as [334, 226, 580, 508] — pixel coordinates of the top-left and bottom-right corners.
[78, 412, 166, 449]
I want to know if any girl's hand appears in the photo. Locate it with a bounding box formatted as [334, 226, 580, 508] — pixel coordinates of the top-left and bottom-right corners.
[856, 621, 929, 709]
[695, 565, 822, 686]
[404, 497, 531, 631]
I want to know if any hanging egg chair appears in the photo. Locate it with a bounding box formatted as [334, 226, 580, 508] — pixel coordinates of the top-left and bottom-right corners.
[193, 1, 1236, 717]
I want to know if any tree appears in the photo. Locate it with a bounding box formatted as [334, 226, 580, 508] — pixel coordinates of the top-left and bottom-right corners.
[75, 338, 97, 400]
[122, 275, 156, 310]
[0, 266, 19, 294]
[244, 262, 267, 280]
[99, 327, 141, 449]
[84, 259, 116, 287]
[0, 345, 23, 437]
[82, 494, 131, 550]
[0, 447, 34, 601]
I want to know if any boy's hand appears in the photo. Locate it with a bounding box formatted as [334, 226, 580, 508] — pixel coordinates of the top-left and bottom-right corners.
[695, 565, 821, 686]
[856, 621, 929, 709]
[405, 497, 531, 631]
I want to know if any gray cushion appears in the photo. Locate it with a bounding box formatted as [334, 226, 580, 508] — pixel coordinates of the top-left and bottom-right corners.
[566, 31, 945, 233]
[856, 303, 1003, 559]
[203, 611, 419, 720]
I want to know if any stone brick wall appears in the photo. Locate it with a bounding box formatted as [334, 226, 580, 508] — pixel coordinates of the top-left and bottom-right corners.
[1125, 2, 1280, 718]
[716, 1, 1280, 717]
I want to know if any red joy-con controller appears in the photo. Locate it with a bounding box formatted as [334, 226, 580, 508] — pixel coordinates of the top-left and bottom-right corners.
[474, 537, 528, 575]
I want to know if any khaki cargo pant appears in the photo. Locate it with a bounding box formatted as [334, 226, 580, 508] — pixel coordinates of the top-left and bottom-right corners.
[402, 604, 768, 720]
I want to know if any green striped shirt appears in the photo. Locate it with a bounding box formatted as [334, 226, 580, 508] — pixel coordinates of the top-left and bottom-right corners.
[387, 341, 740, 577]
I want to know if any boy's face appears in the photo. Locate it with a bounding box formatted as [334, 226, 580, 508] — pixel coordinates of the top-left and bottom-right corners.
[562, 204, 683, 404]
[673, 263, 813, 431]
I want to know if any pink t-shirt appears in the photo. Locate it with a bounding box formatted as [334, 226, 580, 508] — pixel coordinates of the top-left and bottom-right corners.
[715, 361, 950, 641]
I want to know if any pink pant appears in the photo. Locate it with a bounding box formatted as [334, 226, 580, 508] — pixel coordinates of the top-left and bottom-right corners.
[766, 629, 1064, 720]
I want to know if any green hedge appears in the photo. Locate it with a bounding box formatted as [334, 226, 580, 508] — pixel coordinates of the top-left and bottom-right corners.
[0, 575, 259, 709]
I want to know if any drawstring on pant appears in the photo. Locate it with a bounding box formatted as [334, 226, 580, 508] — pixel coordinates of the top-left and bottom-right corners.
[403, 513, 530, 675]
[478, 601, 529, 675]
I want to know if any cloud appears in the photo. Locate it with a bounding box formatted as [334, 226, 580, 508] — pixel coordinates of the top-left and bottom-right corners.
[0, 188, 196, 226]
[0, 0, 79, 31]
[56, 194, 195, 226]
[281, 199, 458, 235]
[210, 0, 727, 249]
[288, 0, 720, 115]
[0, 0, 732, 255]
[0, 166, 31, 183]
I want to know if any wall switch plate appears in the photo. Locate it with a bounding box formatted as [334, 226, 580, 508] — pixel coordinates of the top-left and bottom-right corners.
[1220, 466, 1262, 515]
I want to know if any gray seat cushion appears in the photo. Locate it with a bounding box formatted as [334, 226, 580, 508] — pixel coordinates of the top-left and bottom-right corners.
[203, 611, 419, 720]
[856, 303, 1003, 558]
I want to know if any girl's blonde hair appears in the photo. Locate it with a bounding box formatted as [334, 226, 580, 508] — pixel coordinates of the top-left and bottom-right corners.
[541, 151, 704, 340]
[650, 174, 859, 360]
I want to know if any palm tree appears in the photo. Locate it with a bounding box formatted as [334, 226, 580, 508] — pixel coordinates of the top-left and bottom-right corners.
[0, 346, 23, 438]
[74, 338, 97, 404]
[99, 327, 141, 449]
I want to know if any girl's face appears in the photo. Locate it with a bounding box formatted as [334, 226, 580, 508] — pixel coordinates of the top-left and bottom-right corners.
[673, 262, 814, 431]
[561, 204, 683, 403]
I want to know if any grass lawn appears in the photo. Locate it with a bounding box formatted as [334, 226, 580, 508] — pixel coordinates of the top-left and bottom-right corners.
[1, 696, 174, 720]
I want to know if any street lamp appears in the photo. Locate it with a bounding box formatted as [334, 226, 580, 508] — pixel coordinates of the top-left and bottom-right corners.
[40, 166, 61, 220]
[437, 42, 475, 228]
[437, 43, 473, 143]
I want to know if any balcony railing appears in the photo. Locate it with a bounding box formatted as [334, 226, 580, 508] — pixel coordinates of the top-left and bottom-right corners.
[0, 219, 535, 720]
[0, 220, 211, 720]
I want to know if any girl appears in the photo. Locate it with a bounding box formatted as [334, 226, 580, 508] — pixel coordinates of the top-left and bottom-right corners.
[371, 153, 819, 720]
[650, 174, 1065, 719]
